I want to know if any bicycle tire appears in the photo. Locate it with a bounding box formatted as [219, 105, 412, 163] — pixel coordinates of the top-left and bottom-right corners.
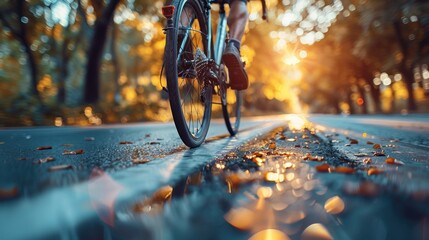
[164, 0, 212, 147]
[220, 66, 242, 135]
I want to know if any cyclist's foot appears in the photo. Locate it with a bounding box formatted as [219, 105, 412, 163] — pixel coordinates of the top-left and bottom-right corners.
[222, 43, 248, 90]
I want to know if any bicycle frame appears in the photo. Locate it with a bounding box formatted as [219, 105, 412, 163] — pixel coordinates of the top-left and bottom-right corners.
[211, 1, 228, 66]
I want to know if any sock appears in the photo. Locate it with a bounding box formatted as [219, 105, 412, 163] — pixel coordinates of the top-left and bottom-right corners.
[229, 39, 241, 50]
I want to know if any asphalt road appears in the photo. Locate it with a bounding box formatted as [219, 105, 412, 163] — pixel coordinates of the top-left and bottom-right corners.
[1, 114, 428, 240]
[0, 115, 287, 240]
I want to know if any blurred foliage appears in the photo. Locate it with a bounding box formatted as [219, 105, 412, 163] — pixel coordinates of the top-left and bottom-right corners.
[0, 0, 428, 127]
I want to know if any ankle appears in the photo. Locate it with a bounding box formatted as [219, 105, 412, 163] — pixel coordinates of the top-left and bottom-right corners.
[228, 39, 241, 50]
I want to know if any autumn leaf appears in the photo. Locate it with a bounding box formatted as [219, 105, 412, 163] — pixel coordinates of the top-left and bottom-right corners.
[354, 153, 369, 157]
[373, 144, 382, 149]
[224, 207, 257, 231]
[324, 196, 345, 214]
[268, 142, 277, 149]
[63, 149, 84, 155]
[362, 158, 372, 164]
[36, 146, 52, 150]
[0, 187, 19, 199]
[119, 141, 133, 144]
[301, 223, 333, 240]
[48, 165, 73, 172]
[132, 159, 150, 164]
[34, 156, 55, 164]
[334, 166, 355, 174]
[226, 152, 237, 158]
[315, 164, 331, 172]
[385, 157, 404, 165]
[367, 168, 384, 176]
[373, 150, 386, 156]
[366, 141, 374, 145]
[349, 139, 358, 144]
[249, 229, 290, 240]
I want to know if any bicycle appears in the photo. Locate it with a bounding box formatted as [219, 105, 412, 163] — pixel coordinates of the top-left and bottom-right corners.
[161, 0, 267, 148]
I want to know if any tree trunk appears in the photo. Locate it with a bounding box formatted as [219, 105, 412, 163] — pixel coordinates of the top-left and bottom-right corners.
[23, 39, 39, 97]
[393, 20, 417, 112]
[401, 66, 417, 111]
[0, 0, 40, 100]
[83, 0, 121, 104]
[346, 89, 355, 114]
[110, 23, 122, 105]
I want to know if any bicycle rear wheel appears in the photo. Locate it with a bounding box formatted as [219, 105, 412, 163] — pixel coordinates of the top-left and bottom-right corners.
[164, 0, 212, 147]
[220, 66, 242, 136]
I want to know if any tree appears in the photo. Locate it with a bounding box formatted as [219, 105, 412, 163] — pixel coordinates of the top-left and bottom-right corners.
[83, 0, 121, 104]
[0, 0, 40, 100]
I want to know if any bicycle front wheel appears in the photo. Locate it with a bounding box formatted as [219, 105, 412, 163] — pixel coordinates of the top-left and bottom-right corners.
[220, 66, 242, 136]
[164, 0, 212, 147]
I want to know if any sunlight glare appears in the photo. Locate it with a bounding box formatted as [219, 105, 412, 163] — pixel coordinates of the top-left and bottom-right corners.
[285, 115, 307, 130]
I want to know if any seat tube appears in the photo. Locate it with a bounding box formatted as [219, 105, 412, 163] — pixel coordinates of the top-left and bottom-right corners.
[214, 3, 227, 65]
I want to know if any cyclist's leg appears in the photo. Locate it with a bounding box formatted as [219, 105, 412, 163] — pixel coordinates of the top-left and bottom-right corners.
[227, 0, 248, 48]
[223, 0, 249, 90]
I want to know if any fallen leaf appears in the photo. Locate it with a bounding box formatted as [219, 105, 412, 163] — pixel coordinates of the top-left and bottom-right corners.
[367, 168, 384, 176]
[63, 149, 84, 155]
[120, 141, 133, 144]
[366, 141, 374, 145]
[34, 156, 55, 164]
[48, 164, 73, 172]
[226, 152, 237, 158]
[373, 150, 386, 156]
[133, 185, 173, 213]
[224, 207, 257, 230]
[349, 139, 358, 144]
[303, 153, 324, 161]
[334, 167, 355, 174]
[0, 187, 19, 199]
[324, 196, 345, 214]
[149, 141, 161, 145]
[301, 223, 333, 240]
[363, 158, 373, 164]
[373, 144, 382, 149]
[254, 151, 266, 157]
[36, 146, 52, 150]
[294, 144, 301, 148]
[385, 157, 404, 165]
[269, 142, 277, 149]
[354, 153, 369, 157]
[249, 229, 290, 240]
[315, 164, 331, 172]
[132, 159, 150, 164]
